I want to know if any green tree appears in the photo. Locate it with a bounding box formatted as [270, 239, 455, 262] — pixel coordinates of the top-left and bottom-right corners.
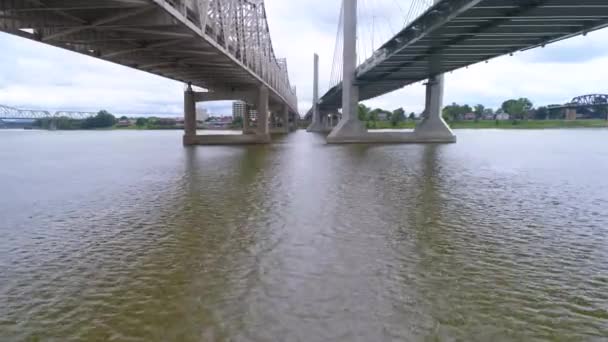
[135, 117, 148, 127]
[409, 112, 416, 120]
[231, 116, 243, 128]
[502, 98, 533, 120]
[384, 111, 392, 122]
[82, 110, 116, 129]
[35, 116, 82, 130]
[357, 104, 370, 122]
[368, 108, 380, 128]
[483, 108, 495, 119]
[474, 104, 485, 121]
[119, 116, 128, 121]
[391, 108, 406, 127]
[443, 103, 471, 121]
[534, 106, 549, 120]
[547, 105, 563, 119]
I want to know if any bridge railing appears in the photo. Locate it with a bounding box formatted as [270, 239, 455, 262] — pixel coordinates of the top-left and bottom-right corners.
[162, 0, 297, 110]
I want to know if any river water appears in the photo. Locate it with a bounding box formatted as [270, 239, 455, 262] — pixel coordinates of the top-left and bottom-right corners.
[1, 129, 607, 341]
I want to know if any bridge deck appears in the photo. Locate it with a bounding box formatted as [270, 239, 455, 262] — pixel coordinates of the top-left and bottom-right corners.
[320, 0, 608, 109]
[0, 0, 297, 112]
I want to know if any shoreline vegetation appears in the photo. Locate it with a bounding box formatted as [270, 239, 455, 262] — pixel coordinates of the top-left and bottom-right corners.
[24, 106, 608, 131]
[367, 119, 608, 130]
[27, 119, 608, 131]
[350, 97, 608, 130]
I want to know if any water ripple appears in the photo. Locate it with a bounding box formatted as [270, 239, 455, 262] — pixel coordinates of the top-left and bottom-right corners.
[0, 130, 607, 341]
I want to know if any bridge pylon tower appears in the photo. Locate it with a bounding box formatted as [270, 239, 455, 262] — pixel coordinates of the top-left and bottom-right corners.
[326, 0, 455, 144]
[307, 53, 329, 133]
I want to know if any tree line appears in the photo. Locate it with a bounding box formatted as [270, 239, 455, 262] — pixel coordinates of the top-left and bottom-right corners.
[442, 98, 608, 121]
[35, 110, 117, 130]
[355, 98, 562, 126]
[442, 98, 540, 121]
[35, 111, 192, 130]
[357, 104, 417, 128]
[356, 98, 608, 124]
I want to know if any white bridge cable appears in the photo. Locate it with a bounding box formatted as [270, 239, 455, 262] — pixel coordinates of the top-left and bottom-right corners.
[329, 0, 345, 89]
[357, 0, 404, 66]
[404, 0, 434, 27]
[327, 0, 434, 89]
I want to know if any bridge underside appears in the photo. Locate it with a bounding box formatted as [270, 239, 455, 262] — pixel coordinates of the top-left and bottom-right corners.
[0, 0, 296, 112]
[320, 0, 608, 109]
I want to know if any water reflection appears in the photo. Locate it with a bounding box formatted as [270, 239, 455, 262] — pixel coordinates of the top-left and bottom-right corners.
[0, 130, 607, 341]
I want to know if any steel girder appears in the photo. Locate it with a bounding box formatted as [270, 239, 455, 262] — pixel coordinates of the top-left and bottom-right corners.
[569, 94, 608, 107]
[0, 104, 95, 119]
[0, 0, 298, 113]
[319, 0, 608, 109]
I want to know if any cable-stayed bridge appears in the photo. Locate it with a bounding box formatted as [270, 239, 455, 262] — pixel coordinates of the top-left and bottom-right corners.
[310, 0, 608, 143]
[0, 0, 298, 145]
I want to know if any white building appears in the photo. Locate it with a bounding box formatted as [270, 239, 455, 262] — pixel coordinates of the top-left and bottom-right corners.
[196, 108, 208, 121]
[495, 113, 510, 121]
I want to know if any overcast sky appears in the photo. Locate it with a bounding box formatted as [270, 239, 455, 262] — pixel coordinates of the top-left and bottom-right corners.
[1, 0, 607, 116]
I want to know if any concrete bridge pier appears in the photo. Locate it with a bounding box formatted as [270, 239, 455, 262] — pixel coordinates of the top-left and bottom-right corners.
[183, 84, 272, 146]
[327, 0, 455, 144]
[255, 86, 272, 142]
[307, 53, 326, 133]
[282, 105, 290, 133]
[271, 104, 290, 134]
[184, 84, 197, 139]
[290, 111, 300, 132]
[326, 0, 369, 143]
[243, 104, 255, 134]
[413, 74, 456, 142]
[565, 107, 578, 120]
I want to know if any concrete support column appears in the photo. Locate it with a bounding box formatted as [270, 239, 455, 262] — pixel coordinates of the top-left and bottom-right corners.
[307, 53, 325, 132]
[565, 108, 577, 120]
[243, 105, 252, 134]
[412, 0, 454, 142]
[183, 83, 197, 145]
[328, 0, 366, 141]
[256, 86, 270, 140]
[313, 53, 319, 122]
[282, 104, 289, 132]
[414, 75, 455, 141]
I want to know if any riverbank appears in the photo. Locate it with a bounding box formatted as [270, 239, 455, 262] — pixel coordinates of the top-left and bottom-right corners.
[10, 119, 608, 131]
[366, 119, 608, 130]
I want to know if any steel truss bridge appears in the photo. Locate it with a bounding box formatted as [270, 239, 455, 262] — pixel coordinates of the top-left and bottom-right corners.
[0, 0, 298, 114]
[0, 105, 96, 120]
[566, 94, 608, 107]
[320, 0, 608, 109]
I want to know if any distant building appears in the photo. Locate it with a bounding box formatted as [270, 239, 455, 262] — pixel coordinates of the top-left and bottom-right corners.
[232, 101, 246, 119]
[495, 113, 510, 120]
[248, 109, 258, 123]
[196, 108, 208, 122]
[377, 112, 390, 121]
[116, 119, 132, 127]
[464, 112, 476, 120]
[205, 116, 233, 129]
